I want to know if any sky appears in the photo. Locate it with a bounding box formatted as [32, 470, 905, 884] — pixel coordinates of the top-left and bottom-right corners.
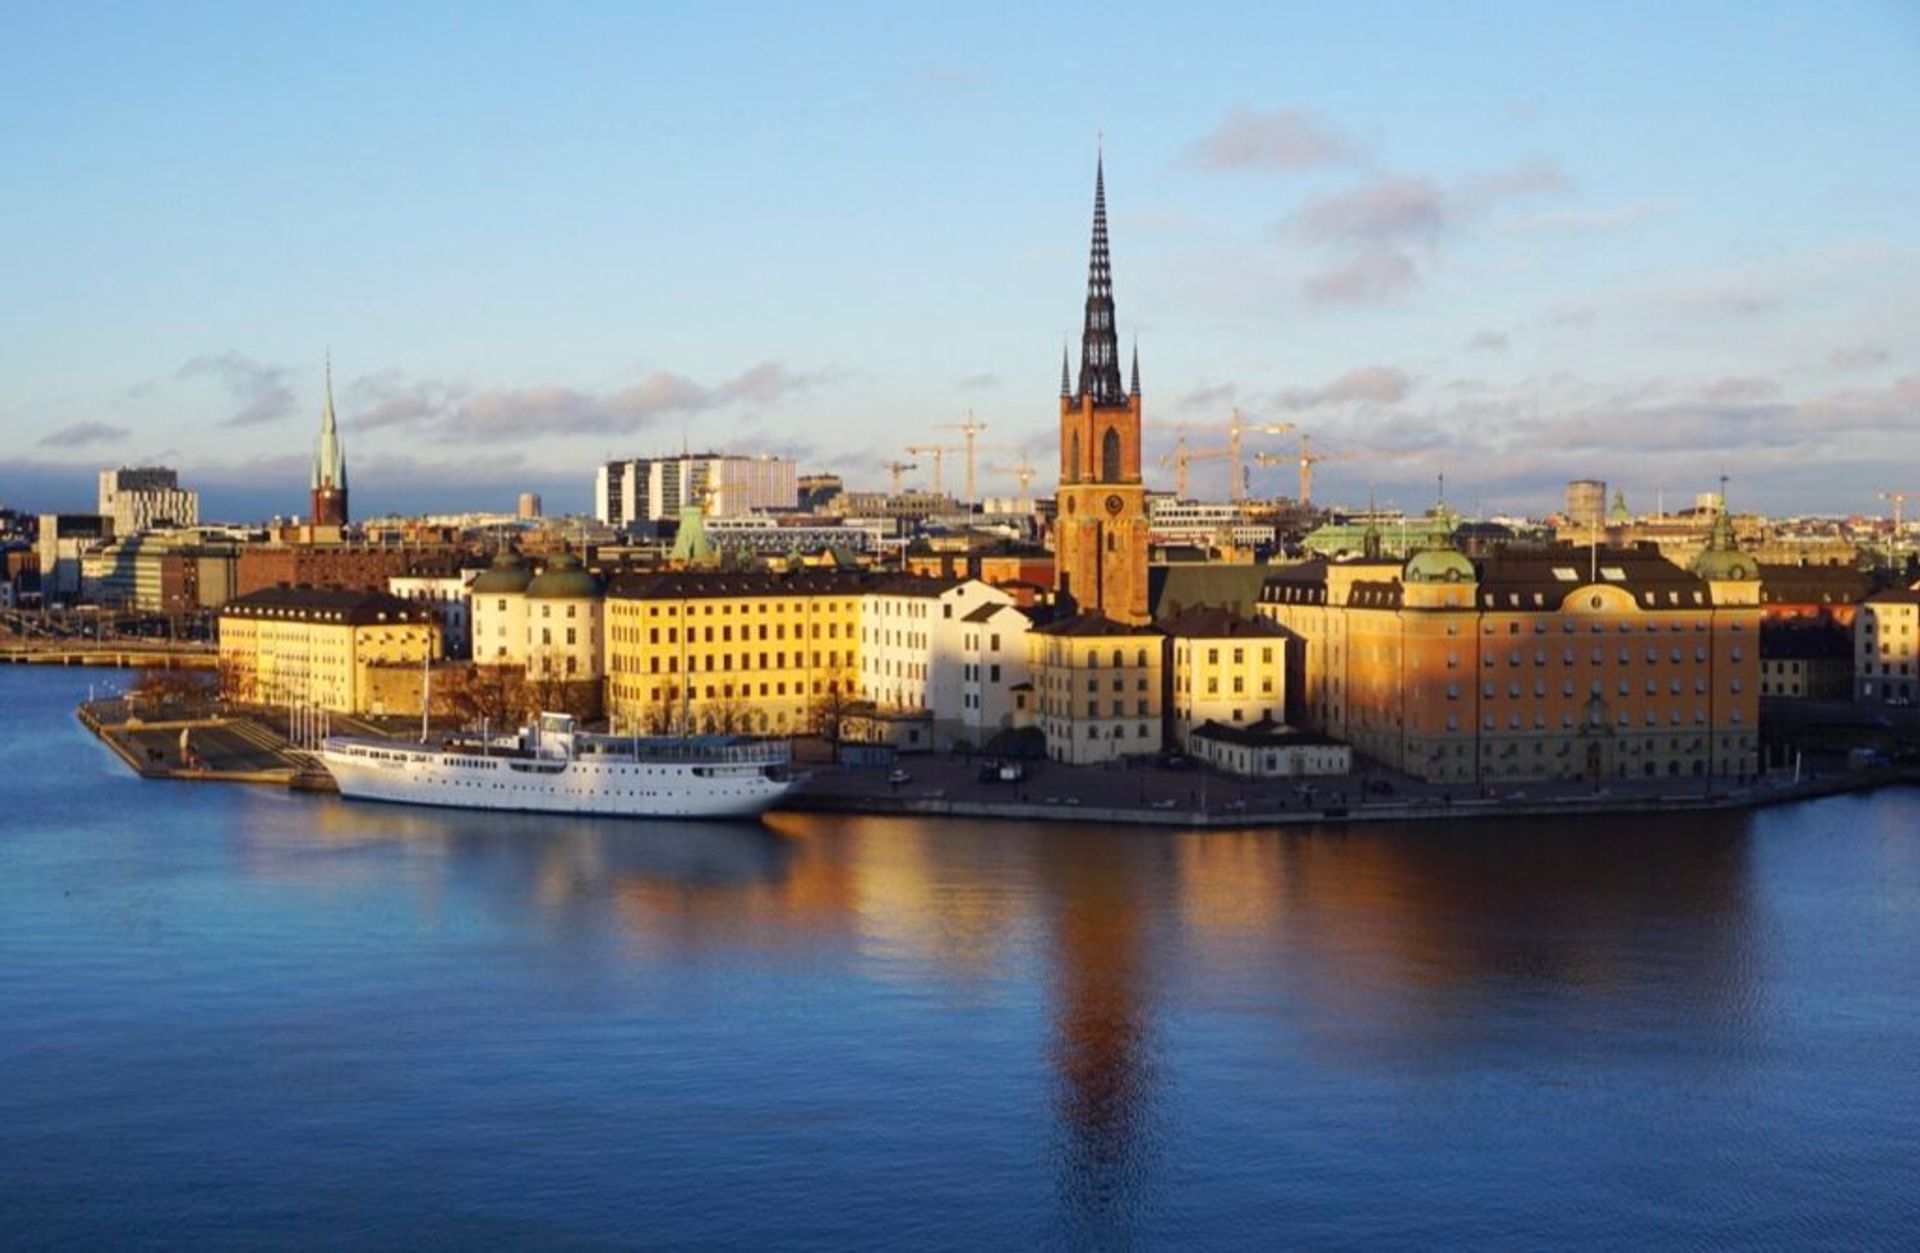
[2, 1, 1917, 521]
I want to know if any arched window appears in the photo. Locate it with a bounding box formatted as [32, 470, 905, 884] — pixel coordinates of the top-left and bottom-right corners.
[1101, 428, 1122, 482]
[1069, 433, 1081, 482]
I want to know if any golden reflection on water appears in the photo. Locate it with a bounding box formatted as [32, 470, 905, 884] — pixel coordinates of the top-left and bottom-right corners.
[274, 797, 1760, 1215]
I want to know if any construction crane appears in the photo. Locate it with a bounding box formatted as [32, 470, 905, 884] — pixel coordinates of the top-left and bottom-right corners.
[1254, 433, 1335, 508]
[903, 445, 955, 496]
[936, 414, 989, 506]
[881, 459, 917, 496]
[1158, 429, 1230, 500]
[1163, 410, 1294, 502]
[991, 453, 1040, 511]
[1882, 490, 1916, 567]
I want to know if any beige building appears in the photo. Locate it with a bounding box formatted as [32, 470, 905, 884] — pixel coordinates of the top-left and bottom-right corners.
[1160, 607, 1291, 751]
[1855, 587, 1920, 704]
[1028, 616, 1164, 765]
[218, 586, 440, 713]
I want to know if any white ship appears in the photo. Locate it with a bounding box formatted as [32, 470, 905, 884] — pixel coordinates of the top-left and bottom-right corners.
[321, 714, 798, 820]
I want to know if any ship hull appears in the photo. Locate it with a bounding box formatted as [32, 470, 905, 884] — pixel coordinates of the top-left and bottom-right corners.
[321, 744, 795, 820]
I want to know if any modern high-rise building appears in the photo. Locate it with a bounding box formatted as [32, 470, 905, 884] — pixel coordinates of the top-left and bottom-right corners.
[98, 467, 197, 536]
[311, 363, 349, 527]
[517, 492, 543, 520]
[595, 454, 797, 527]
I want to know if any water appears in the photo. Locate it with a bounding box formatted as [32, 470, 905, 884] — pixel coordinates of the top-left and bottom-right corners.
[2, 668, 1916, 1249]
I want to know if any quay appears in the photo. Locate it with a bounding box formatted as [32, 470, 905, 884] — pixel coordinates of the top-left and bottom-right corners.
[75, 698, 1914, 828]
[5, 643, 216, 669]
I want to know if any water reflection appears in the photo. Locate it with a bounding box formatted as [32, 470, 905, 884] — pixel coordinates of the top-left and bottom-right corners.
[255, 795, 1763, 1227]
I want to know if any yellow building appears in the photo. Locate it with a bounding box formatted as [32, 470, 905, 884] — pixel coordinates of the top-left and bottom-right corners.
[218, 586, 440, 713]
[1028, 617, 1163, 765]
[1260, 541, 1761, 784]
[604, 570, 866, 737]
[1159, 607, 1291, 751]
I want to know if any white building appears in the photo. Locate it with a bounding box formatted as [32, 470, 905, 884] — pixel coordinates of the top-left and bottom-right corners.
[1147, 498, 1276, 548]
[390, 570, 480, 660]
[1856, 587, 1920, 704]
[596, 454, 798, 526]
[1188, 722, 1352, 777]
[856, 577, 1032, 751]
[98, 467, 198, 536]
[36, 513, 113, 601]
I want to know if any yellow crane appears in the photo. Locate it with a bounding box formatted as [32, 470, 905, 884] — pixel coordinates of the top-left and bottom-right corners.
[1253, 433, 1337, 508]
[903, 445, 955, 496]
[936, 414, 989, 506]
[990, 452, 1040, 511]
[1162, 410, 1294, 502]
[881, 459, 918, 496]
[1158, 427, 1231, 500]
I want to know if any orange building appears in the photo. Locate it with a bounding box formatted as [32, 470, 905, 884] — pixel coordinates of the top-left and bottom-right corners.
[1259, 540, 1761, 784]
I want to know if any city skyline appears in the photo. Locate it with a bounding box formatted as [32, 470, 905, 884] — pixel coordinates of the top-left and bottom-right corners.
[4, 2, 1917, 520]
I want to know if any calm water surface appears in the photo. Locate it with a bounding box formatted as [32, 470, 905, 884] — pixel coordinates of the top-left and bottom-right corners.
[2, 669, 1916, 1249]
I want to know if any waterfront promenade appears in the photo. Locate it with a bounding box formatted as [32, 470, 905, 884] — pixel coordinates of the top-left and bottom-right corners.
[74, 695, 1914, 828]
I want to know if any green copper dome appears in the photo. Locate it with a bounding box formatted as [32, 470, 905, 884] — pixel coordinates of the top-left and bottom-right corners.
[525, 553, 601, 599]
[1403, 548, 1477, 584]
[470, 551, 533, 594]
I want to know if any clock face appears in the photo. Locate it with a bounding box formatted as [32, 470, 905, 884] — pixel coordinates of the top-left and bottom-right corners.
[1104, 494, 1124, 516]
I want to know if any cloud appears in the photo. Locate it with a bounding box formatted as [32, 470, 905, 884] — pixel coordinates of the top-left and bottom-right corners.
[1466, 330, 1510, 352]
[341, 361, 831, 442]
[1176, 381, 1238, 413]
[1293, 177, 1449, 246]
[1304, 247, 1420, 305]
[177, 352, 297, 427]
[956, 372, 1002, 392]
[1830, 345, 1890, 371]
[1189, 106, 1355, 172]
[1278, 365, 1413, 410]
[1286, 158, 1570, 304]
[39, 420, 130, 449]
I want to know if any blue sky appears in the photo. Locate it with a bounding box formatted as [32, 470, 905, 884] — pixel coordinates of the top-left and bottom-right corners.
[2, 1, 1916, 520]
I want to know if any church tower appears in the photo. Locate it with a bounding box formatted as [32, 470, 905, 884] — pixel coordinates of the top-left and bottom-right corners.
[1054, 154, 1150, 624]
[311, 359, 349, 527]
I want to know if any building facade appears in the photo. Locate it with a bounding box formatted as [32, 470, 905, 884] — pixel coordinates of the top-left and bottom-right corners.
[596, 454, 798, 527]
[603, 570, 865, 737]
[98, 467, 198, 537]
[218, 586, 439, 713]
[1160, 607, 1291, 751]
[1030, 618, 1164, 765]
[1855, 587, 1919, 704]
[1260, 542, 1762, 784]
[855, 577, 1031, 752]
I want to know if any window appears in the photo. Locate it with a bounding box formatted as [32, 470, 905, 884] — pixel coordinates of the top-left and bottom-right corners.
[1101, 428, 1122, 481]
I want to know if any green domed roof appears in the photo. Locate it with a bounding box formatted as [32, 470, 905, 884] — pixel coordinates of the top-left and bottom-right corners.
[526, 553, 601, 599]
[1692, 548, 1755, 582]
[1403, 548, 1477, 584]
[470, 552, 533, 594]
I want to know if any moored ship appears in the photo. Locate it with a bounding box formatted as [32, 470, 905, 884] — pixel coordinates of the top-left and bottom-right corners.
[321, 713, 797, 820]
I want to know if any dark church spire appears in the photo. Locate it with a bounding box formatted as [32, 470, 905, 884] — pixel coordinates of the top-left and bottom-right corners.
[1061, 342, 1071, 398]
[1130, 339, 1140, 397]
[1076, 153, 1124, 406]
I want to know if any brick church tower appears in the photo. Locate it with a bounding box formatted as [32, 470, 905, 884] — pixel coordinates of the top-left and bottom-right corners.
[310, 359, 349, 527]
[1054, 155, 1149, 624]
